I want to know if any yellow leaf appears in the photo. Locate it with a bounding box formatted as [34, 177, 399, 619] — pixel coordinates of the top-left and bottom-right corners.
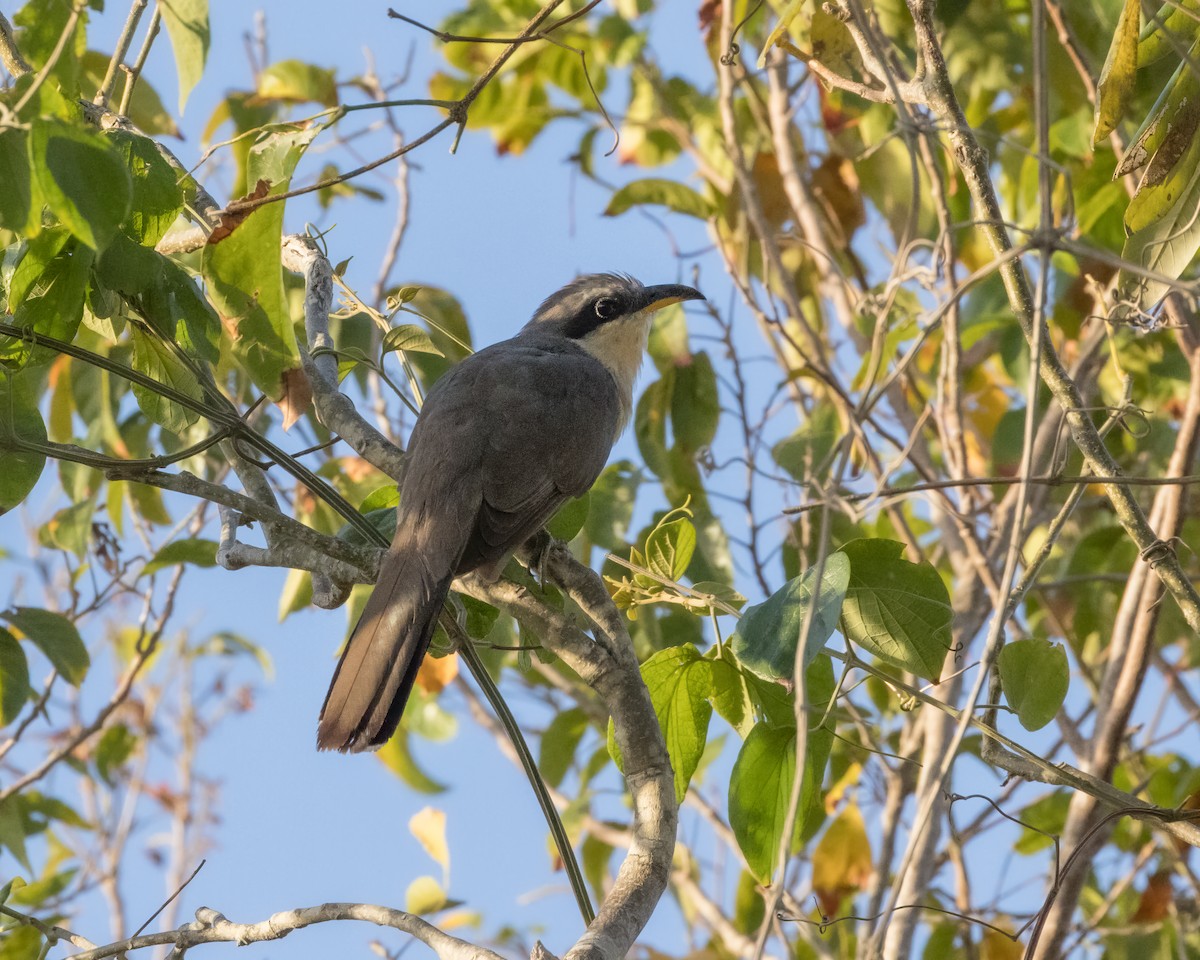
[409, 806, 450, 874]
[1094, 0, 1142, 143]
[405, 875, 447, 915]
[823, 761, 863, 813]
[811, 802, 872, 915]
[980, 926, 1023, 960]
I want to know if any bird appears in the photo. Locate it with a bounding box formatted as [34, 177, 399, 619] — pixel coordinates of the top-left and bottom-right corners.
[317, 274, 705, 753]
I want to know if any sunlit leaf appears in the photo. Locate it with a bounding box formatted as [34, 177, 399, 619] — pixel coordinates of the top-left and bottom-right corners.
[382, 323, 444, 357]
[202, 124, 317, 397]
[409, 806, 450, 874]
[604, 178, 715, 219]
[1093, 0, 1141, 143]
[160, 0, 210, 112]
[257, 59, 338, 107]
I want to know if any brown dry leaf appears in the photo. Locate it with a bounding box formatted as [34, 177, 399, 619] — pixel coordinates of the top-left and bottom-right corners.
[208, 179, 271, 242]
[812, 154, 865, 241]
[276, 367, 312, 432]
[1131, 870, 1174, 923]
[751, 152, 790, 229]
[341, 456, 375, 483]
[294, 483, 318, 518]
[812, 802, 872, 916]
[416, 652, 459, 695]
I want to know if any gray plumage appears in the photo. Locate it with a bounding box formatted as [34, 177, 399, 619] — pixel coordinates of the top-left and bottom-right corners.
[317, 275, 703, 753]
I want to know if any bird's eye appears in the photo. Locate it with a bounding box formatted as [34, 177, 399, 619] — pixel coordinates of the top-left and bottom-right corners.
[594, 298, 619, 321]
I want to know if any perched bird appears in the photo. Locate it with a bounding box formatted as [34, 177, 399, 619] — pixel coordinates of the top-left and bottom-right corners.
[318, 274, 704, 753]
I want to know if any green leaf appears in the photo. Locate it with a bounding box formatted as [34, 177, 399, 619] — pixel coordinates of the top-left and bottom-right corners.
[645, 515, 696, 582]
[7, 244, 94, 363]
[732, 553, 850, 681]
[539, 707, 589, 788]
[6, 229, 70, 314]
[728, 707, 833, 882]
[336, 507, 397, 546]
[608, 643, 712, 804]
[838, 539, 952, 683]
[760, 0, 808, 65]
[0, 628, 31, 726]
[278, 567, 313, 621]
[708, 648, 755, 737]
[382, 323, 445, 357]
[584, 460, 641, 551]
[37, 494, 98, 558]
[143, 538, 219, 576]
[0, 797, 30, 872]
[635, 377, 671, 478]
[1137, 0, 1200, 66]
[159, 0, 210, 112]
[193, 631, 274, 679]
[671, 351, 720, 452]
[772, 405, 840, 480]
[1123, 87, 1200, 232]
[547, 493, 589, 543]
[94, 723, 137, 786]
[604, 178, 715, 219]
[377, 730, 449, 793]
[1117, 48, 1200, 179]
[359, 484, 399, 513]
[1115, 136, 1200, 317]
[3, 607, 89, 686]
[998, 638, 1069, 731]
[108, 131, 185, 246]
[128, 325, 204, 433]
[0, 372, 48, 514]
[0, 128, 34, 233]
[29, 119, 132, 250]
[202, 124, 317, 397]
[1093, 0, 1141, 143]
[257, 59, 338, 106]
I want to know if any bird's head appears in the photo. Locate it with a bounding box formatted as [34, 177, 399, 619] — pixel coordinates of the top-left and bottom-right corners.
[524, 274, 704, 420]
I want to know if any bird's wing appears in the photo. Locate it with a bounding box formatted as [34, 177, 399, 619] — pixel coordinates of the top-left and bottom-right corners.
[457, 341, 619, 571]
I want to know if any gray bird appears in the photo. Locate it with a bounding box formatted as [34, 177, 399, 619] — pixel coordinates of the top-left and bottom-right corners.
[318, 274, 704, 753]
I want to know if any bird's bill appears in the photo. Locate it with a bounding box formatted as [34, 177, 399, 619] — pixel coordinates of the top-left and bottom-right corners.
[638, 284, 705, 314]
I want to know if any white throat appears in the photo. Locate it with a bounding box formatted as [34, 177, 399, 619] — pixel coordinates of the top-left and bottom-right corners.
[577, 312, 652, 438]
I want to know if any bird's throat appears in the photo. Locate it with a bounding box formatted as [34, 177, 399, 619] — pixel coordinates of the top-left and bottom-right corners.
[577, 313, 651, 437]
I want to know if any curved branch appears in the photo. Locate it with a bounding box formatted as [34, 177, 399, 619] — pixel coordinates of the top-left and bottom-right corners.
[63, 903, 501, 960]
[280, 235, 408, 480]
[465, 539, 678, 960]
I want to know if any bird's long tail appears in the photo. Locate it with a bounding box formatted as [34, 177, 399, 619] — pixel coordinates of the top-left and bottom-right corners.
[317, 538, 453, 753]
